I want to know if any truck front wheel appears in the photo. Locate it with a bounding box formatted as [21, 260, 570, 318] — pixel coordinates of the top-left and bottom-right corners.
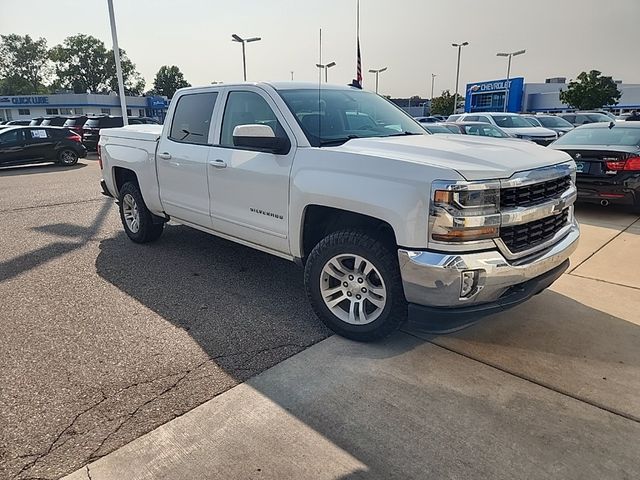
[304, 230, 407, 342]
[118, 182, 164, 243]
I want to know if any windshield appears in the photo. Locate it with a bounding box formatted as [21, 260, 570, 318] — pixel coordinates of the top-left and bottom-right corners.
[554, 126, 640, 146]
[538, 116, 573, 128]
[587, 113, 612, 123]
[492, 115, 534, 128]
[461, 124, 509, 138]
[278, 88, 425, 146]
[426, 124, 458, 134]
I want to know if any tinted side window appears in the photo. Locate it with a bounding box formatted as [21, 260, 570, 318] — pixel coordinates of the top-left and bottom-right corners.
[563, 115, 575, 123]
[220, 91, 284, 147]
[0, 129, 22, 143]
[170, 92, 218, 145]
[27, 128, 51, 140]
[477, 116, 491, 123]
[465, 116, 479, 122]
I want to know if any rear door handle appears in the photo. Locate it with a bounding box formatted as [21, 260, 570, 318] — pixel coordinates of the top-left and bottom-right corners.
[158, 152, 172, 160]
[208, 159, 227, 168]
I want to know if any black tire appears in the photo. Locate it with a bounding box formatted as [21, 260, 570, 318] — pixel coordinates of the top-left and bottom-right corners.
[57, 148, 78, 166]
[304, 230, 407, 342]
[118, 182, 164, 243]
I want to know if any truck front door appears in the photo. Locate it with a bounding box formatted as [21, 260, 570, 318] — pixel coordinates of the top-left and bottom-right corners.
[207, 88, 295, 255]
[156, 91, 218, 227]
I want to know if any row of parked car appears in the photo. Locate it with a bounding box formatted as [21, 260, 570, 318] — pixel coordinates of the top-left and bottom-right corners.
[0, 115, 161, 150]
[0, 114, 162, 168]
[415, 111, 640, 212]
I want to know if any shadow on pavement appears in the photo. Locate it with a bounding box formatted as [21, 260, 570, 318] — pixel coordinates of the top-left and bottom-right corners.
[95, 225, 332, 377]
[0, 162, 87, 176]
[574, 201, 639, 232]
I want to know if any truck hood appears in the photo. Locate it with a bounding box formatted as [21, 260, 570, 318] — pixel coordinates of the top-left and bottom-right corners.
[500, 126, 557, 137]
[334, 134, 573, 181]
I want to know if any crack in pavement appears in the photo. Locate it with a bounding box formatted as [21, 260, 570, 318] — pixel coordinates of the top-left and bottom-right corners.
[0, 198, 105, 215]
[85, 465, 92, 480]
[11, 342, 312, 479]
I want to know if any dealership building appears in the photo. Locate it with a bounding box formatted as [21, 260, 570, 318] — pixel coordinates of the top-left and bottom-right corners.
[464, 77, 640, 114]
[0, 93, 169, 122]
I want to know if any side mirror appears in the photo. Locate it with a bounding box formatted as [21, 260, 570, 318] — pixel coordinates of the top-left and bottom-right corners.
[232, 124, 290, 155]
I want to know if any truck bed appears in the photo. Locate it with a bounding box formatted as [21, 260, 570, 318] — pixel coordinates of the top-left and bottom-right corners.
[100, 124, 162, 142]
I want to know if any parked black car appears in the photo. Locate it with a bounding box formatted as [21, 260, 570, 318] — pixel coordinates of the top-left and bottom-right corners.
[82, 116, 161, 150]
[0, 126, 87, 168]
[40, 116, 69, 127]
[550, 123, 640, 212]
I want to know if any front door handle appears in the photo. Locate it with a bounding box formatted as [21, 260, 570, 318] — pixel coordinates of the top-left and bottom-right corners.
[158, 152, 172, 160]
[208, 159, 227, 168]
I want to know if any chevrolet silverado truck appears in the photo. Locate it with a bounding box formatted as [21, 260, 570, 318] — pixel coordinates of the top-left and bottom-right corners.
[98, 83, 579, 341]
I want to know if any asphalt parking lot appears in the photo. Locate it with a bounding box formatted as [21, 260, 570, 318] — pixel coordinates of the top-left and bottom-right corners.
[1, 156, 640, 479]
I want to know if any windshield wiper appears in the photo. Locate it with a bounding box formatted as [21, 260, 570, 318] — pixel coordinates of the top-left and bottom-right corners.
[388, 131, 422, 137]
[318, 135, 359, 147]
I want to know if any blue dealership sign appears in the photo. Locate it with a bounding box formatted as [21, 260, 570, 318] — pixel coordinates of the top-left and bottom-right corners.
[465, 77, 524, 113]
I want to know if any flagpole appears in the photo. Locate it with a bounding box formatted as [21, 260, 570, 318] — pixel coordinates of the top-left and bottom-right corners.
[107, 0, 128, 126]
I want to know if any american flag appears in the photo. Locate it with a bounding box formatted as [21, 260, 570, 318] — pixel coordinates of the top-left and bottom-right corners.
[356, 37, 362, 86]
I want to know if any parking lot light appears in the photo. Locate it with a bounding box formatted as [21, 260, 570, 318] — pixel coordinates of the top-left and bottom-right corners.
[232, 34, 262, 81]
[451, 42, 469, 115]
[316, 62, 337, 83]
[368, 67, 387, 94]
[496, 49, 526, 112]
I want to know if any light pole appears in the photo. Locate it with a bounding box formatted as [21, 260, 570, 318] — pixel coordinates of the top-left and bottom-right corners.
[107, 0, 128, 125]
[431, 73, 437, 100]
[451, 42, 469, 115]
[316, 62, 336, 83]
[368, 67, 387, 94]
[497, 49, 526, 112]
[232, 34, 261, 81]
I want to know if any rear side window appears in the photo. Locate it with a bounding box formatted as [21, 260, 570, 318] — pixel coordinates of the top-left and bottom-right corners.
[84, 119, 100, 128]
[170, 92, 218, 145]
[477, 116, 491, 123]
[27, 128, 51, 139]
[105, 117, 124, 128]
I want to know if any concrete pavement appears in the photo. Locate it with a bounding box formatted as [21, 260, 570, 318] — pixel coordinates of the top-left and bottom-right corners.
[63, 204, 640, 480]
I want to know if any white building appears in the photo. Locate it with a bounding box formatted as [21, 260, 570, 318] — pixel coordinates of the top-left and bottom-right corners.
[0, 93, 168, 122]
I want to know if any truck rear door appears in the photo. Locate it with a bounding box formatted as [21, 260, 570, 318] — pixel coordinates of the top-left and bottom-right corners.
[156, 91, 219, 227]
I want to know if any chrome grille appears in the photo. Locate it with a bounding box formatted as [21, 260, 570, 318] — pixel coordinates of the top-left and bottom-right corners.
[500, 208, 569, 253]
[501, 175, 572, 209]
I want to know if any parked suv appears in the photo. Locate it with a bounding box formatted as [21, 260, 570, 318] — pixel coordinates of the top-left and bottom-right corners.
[83, 116, 161, 150]
[456, 113, 558, 145]
[40, 116, 69, 127]
[63, 116, 89, 137]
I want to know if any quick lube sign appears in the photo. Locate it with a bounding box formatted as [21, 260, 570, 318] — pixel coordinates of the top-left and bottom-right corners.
[0, 96, 50, 105]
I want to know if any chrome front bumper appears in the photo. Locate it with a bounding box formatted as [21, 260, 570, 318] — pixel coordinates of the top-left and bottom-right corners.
[398, 218, 579, 309]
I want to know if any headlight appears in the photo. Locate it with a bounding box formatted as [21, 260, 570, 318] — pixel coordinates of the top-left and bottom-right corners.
[557, 131, 565, 137]
[430, 181, 501, 242]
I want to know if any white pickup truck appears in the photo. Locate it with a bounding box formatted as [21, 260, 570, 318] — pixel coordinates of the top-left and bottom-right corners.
[99, 82, 579, 341]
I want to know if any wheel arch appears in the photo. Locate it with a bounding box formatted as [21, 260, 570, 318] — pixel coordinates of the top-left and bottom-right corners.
[299, 204, 398, 262]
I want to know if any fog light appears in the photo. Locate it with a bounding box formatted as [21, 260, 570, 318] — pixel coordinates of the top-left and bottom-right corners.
[460, 270, 478, 298]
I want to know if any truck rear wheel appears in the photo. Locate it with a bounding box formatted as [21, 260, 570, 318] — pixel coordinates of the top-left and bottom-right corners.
[118, 182, 164, 243]
[304, 230, 407, 342]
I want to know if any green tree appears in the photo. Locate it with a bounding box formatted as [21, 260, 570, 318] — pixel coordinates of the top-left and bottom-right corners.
[430, 90, 463, 116]
[152, 65, 191, 99]
[50, 34, 145, 95]
[559, 70, 621, 110]
[0, 34, 51, 94]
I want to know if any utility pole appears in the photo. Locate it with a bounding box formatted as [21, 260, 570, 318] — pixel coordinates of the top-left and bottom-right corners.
[431, 73, 437, 100]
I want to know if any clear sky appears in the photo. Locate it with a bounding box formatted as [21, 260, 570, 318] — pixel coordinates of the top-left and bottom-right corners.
[1, 0, 638, 97]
